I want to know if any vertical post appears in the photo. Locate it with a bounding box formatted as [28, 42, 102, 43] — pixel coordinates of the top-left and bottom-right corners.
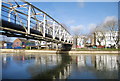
[14, 15, 16, 24]
[94, 32, 96, 45]
[43, 14, 46, 37]
[27, 5, 31, 34]
[56, 43, 58, 50]
[38, 22, 41, 32]
[59, 25, 61, 41]
[63, 30, 65, 42]
[8, 11, 11, 22]
[52, 42, 54, 49]
[66, 34, 68, 43]
[71, 36, 73, 44]
[53, 21, 55, 39]
[64, 30, 66, 42]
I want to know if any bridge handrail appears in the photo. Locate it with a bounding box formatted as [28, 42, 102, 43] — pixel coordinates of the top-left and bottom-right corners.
[20, 0, 71, 35]
[1, 0, 73, 44]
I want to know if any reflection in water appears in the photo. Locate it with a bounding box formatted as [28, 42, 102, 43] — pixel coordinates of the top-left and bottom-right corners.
[95, 55, 118, 71]
[73, 55, 118, 71]
[31, 54, 72, 79]
[68, 54, 118, 79]
[2, 53, 72, 79]
[2, 53, 119, 79]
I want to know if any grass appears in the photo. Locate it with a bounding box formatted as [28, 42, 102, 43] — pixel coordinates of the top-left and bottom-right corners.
[75, 48, 120, 51]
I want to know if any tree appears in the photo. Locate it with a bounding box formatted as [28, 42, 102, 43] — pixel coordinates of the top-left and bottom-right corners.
[1, 35, 12, 42]
[93, 24, 106, 46]
[103, 18, 119, 48]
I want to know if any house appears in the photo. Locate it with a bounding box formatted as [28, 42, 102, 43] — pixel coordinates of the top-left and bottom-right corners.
[0, 41, 13, 49]
[94, 31, 118, 48]
[13, 38, 27, 49]
[0, 41, 7, 49]
[77, 36, 85, 48]
[72, 36, 85, 49]
[13, 38, 35, 49]
[6, 42, 13, 49]
[26, 41, 36, 47]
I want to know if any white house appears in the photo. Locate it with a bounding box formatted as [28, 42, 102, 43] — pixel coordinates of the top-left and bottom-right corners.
[77, 36, 85, 48]
[95, 31, 118, 47]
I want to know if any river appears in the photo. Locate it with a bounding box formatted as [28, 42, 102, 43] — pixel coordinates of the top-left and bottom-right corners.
[2, 53, 119, 79]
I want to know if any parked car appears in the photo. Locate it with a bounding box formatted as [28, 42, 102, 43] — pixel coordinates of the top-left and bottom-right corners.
[97, 45, 105, 48]
[93, 45, 97, 48]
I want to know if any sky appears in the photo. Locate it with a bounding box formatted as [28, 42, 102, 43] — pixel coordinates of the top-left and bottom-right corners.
[31, 2, 118, 35]
[1, 2, 118, 42]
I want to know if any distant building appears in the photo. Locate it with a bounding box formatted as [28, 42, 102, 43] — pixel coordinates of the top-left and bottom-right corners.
[94, 31, 118, 47]
[13, 38, 27, 49]
[77, 36, 85, 48]
[0, 41, 13, 49]
[72, 36, 85, 49]
[0, 41, 7, 49]
[13, 38, 35, 49]
[72, 36, 77, 49]
[6, 42, 13, 49]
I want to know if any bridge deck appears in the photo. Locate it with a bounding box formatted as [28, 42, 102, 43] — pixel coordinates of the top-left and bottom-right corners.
[1, 20, 67, 44]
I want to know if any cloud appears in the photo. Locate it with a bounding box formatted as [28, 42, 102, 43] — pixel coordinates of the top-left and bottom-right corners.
[88, 24, 96, 32]
[70, 23, 97, 35]
[70, 24, 84, 35]
[104, 16, 117, 24]
[66, 20, 76, 25]
[77, 0, 85, 8]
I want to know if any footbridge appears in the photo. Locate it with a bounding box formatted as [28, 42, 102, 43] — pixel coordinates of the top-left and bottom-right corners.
[0, 0, 73, 49]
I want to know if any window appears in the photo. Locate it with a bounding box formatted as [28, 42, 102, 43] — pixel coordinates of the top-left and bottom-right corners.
[22, 42, 24, 45]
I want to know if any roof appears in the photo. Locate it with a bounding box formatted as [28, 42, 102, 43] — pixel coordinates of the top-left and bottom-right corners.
[0, 41, 12, 43]
[17, 38, 27, 42]
[16, 38, 35, 43]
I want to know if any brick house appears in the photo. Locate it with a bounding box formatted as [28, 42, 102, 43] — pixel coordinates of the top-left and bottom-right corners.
[12, 38, 27, 49]
[13, 38, 35, 49]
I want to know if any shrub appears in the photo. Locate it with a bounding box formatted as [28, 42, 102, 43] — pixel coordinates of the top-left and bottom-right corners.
[26, 46, 30, 49]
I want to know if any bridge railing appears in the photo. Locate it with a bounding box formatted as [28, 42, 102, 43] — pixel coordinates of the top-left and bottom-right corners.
[1, 0, 73, 44]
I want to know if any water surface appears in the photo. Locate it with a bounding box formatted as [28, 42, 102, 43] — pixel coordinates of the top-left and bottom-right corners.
[2, 53, 119, 79]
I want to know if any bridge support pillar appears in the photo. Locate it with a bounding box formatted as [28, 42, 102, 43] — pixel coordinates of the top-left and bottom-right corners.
[61, 44, 72, 51]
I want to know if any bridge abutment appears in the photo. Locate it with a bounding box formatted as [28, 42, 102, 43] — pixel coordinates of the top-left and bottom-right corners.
[61, 44, 72, 51]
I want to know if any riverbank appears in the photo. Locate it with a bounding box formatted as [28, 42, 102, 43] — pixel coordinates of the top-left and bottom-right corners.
[0, 49, 119, 54]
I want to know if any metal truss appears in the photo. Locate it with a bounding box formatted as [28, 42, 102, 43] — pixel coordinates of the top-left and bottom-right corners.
[1, 0, 73, 44]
